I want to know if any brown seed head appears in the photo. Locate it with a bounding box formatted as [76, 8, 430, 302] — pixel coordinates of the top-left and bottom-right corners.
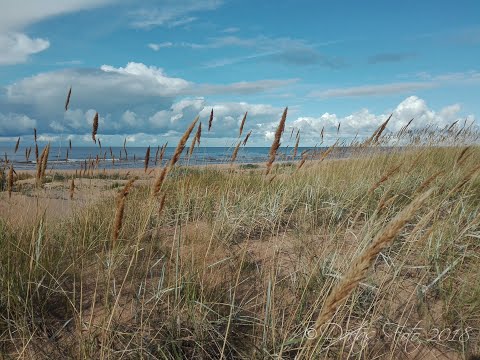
[70, 177, 75, 200]
[266, 107, 288, 175]
[242, 130, 252, 146]
[308, 188, 433, 343]
[239, 111, 247, 136]
[14, 137, 20, 153]
[144, 146, 151, 173]
[208, 108, 214, 131]
[92, 112, 99, 143]
[65, 86, 72, 111]
[230, 140, 242, 164]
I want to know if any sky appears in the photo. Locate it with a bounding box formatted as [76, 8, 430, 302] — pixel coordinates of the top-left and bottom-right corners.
[0, 0, 479, 147]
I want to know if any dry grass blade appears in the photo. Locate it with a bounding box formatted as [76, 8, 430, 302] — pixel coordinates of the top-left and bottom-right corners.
[34, 128, 37, 143]
[35, 143, 39, 164]
[41, 144, 50, 179]
[450, 163, 480, 193]
[208, 108, 213, 131]
[92, 112, 99, 143]
[373, 114, 392, 144]
[154, 145, 160, 165]
[195, 122, 202, 145]
[159, 143, 167, 164]
[14, 137, 20, 153]
[239, 111, 247, 136]
[293, 133, 300, 159]
[152, 116, 198, 196]
[368, 164, 402, 193]
[69, 139, 72, 150]
[158, 193, 167, 216]
[144, 146, 150, 173]
[170, 116, 199, 166]
[266, 107, 288, 175]
[399, 118, 414, 136]
[296, 153, 307, 172]
[242, 130, 252, 146]
[308, 188, 434, 344]
[98, 138, 102, 149]
[455, 146, 471, 165]
[230, 141, 242, 164]
[8, 165, 14, 198]
[36, 146, 47, 182]
[189, 122, 202, 157]
[65, 86, 72, 111]
[112, 177, 137, 246]
[415, 170, 443, 194]
[364, 114, 392, 146]
[319, 140, 338, 162]
[25, 147, 31, 162]
[152, 167, 168, 197]
[70, 178, 75, 200]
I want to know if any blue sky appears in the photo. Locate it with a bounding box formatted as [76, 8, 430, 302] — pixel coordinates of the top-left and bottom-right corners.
[1, 0, 479, 146]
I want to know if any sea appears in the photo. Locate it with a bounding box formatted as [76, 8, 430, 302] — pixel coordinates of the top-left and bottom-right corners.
[0, 146, 348, 171]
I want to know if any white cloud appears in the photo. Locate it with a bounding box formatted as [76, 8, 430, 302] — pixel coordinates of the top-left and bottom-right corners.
[202, 51, 277, 68]
[282, 96, 472, 144]
[121, 110, 139, 127]
[179, 35, 345, 68]
[311, 70, 480, 99]
[7, 95, 475, 147]
[0, 0, 116, 65]
[100, 62, 191, 94]
[0, 112, 36, 134]
[4, 62, 295, 121]
[0, 33, 50, 65]
[0, 58, 292, 142]
[148, 42, 174, 51]
[309, 82, 437, 99]
[169, 17, 197, 28]
[0, 0, 116, 32]
[222, 27, 240, 33]
[130, 0, 223, 29]
[197, 79, 299, 95]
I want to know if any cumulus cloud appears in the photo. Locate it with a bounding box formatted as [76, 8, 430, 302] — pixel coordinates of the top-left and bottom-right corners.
[0, 112, 37, 134]
[280, 96, 472, 144]
[0, 33, 50, 65]
[100, 62, 191, 94]
[3, 62, 295, 124]
[2, 96, 475, 147]
[0, 60, 295, 142]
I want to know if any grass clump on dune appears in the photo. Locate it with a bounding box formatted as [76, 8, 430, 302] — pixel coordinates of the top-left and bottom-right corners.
[1, 107, 480, 359]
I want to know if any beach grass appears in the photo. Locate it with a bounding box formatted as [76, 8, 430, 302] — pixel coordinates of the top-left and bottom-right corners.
[0, 114, 479, 359]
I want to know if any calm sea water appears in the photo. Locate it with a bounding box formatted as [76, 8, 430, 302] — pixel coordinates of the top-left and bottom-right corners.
[0, 146, 344, 171]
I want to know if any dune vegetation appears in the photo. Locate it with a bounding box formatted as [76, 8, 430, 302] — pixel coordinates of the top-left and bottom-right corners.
[1, 105, 480, 359]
